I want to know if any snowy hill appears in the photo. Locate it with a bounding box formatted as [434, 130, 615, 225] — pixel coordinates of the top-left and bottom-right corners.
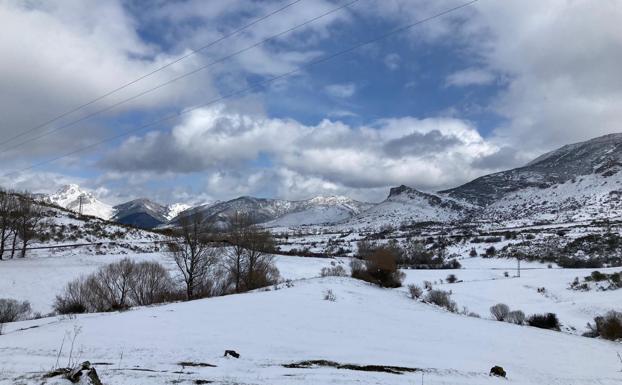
[345, 185, 475, 229]
[45, 184, 114, 220]
[1, 276, 619, 385]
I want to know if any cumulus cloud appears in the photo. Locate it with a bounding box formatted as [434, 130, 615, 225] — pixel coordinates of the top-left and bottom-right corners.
[101, 105, 502, 200]
[367, 0, 622, 156]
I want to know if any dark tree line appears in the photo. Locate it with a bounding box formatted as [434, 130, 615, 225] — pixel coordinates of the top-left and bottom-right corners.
[0, 190, 44, 260]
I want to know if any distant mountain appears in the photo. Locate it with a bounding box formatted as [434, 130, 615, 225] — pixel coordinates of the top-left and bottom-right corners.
[170, 195, 372, 228]
[265, 196, 373, 227]
[46, 184, 114, 220]
[113, 199, 194, 229]
[345, 185, 475, 229]
[40, 133, 622, 229]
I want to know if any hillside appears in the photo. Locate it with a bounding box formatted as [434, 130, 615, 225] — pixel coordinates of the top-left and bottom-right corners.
[344, 185, 475, 229]
[1, 276, 619, 385]
[441, 133, 622, 207]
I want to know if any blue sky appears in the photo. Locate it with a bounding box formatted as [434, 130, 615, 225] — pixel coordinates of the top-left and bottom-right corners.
[0, 0, 620, 204]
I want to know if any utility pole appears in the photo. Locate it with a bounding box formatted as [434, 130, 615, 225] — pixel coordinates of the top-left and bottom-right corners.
[78, 195, 84, 216]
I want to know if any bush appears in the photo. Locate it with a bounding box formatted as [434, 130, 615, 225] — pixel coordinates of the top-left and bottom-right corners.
[485, 246, 496, 257]
[527, 313, 560, 330]
[469, 248, 477, 257]
[423, 280, 433, 291]
[0, 299, 31, 323]
[350, 248, 404, 288]
[589, 271, 607, 282]
[407, 284, 423, 299]
[425, 290, 457, 312]
[446, 274, 458, 284]
[506, 310, 526, 325]
[587, 311, 622, 340]
[320, 265, 347, 277]
[54, 259, 175, 314]
[490, 303, 510, 321]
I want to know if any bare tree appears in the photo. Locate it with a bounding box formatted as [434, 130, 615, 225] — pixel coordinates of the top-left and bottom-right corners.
[223, 213, 251, 293]
[14, 196, 44, 259]
[167, 212, 217, 300]
[223, 213, 279, 292]
[0, 190, 17, 260]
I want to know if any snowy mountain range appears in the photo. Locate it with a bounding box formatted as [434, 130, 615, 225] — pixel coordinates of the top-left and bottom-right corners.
[45, 185, 190, 228]
[41, 133, 622, 229]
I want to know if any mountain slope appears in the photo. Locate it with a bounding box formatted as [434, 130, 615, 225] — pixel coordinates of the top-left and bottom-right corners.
[46, 184, 114, 220]
[265, 196, 374, 227]
[441, 133, 622, 206]
[171, 196, 372, 228]
[345, 185, 475, 228]
[113, 199, 193, 229]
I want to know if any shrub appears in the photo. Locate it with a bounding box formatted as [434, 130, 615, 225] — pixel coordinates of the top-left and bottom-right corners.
[425, 290, 457, 312]
[506, 310, 526, 325]
[485, 246, 496, 257]
[527, 313, 560, 330]
[323, 289, 337, 302]
[446, 274, 458, 284]
[587, 311, 622, 340]
[407, 284, 423, 299]
[0, 299, 31, 323]
[469, 248, 477, 257]
[423, 280, 433, 291]
[54, 259, 175, 314]
[590, 271, 607, 282]
[490, 303, 510, 321]
[320, 265, 347, 277]
[351, 248, 405, 288]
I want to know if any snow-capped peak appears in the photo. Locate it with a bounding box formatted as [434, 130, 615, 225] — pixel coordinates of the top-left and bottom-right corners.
[47, 184, 114, 220]
[165, 203, 191, 220]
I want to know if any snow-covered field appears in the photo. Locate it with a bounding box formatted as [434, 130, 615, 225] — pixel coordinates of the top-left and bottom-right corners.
[401, 257, 622, 334]
[1, 239, 621, 384]
[1, 276, 621, 385]
[0, 251, 338, 314]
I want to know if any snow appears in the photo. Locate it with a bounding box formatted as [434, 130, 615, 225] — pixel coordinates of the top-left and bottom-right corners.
[46, 184, 114, 220]
[165, 203, 191, 220]
[401, 257, 622, 333]
[0, 252, 336, 314]
[1, 277, 620, 385]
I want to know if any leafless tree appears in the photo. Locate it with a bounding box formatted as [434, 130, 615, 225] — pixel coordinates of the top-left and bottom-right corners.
[223, 213, 251, 293]
[223, 213, 278, 292]
[0, 190, 18, 260]
[14, 196, 44, 258]
[167, 212, 217, 300]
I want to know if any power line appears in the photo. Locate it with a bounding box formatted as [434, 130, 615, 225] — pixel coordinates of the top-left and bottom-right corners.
[0, 0, 360, 155]
[0, 0, 305, 148]
[2, 0, 479, 178]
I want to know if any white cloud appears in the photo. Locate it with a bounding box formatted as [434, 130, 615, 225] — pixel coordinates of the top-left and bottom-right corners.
[367, 0, 622, 156]
[102, 105, 503, 201]
[324, 83, 357, 98]
[445, 68, 495, 87]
